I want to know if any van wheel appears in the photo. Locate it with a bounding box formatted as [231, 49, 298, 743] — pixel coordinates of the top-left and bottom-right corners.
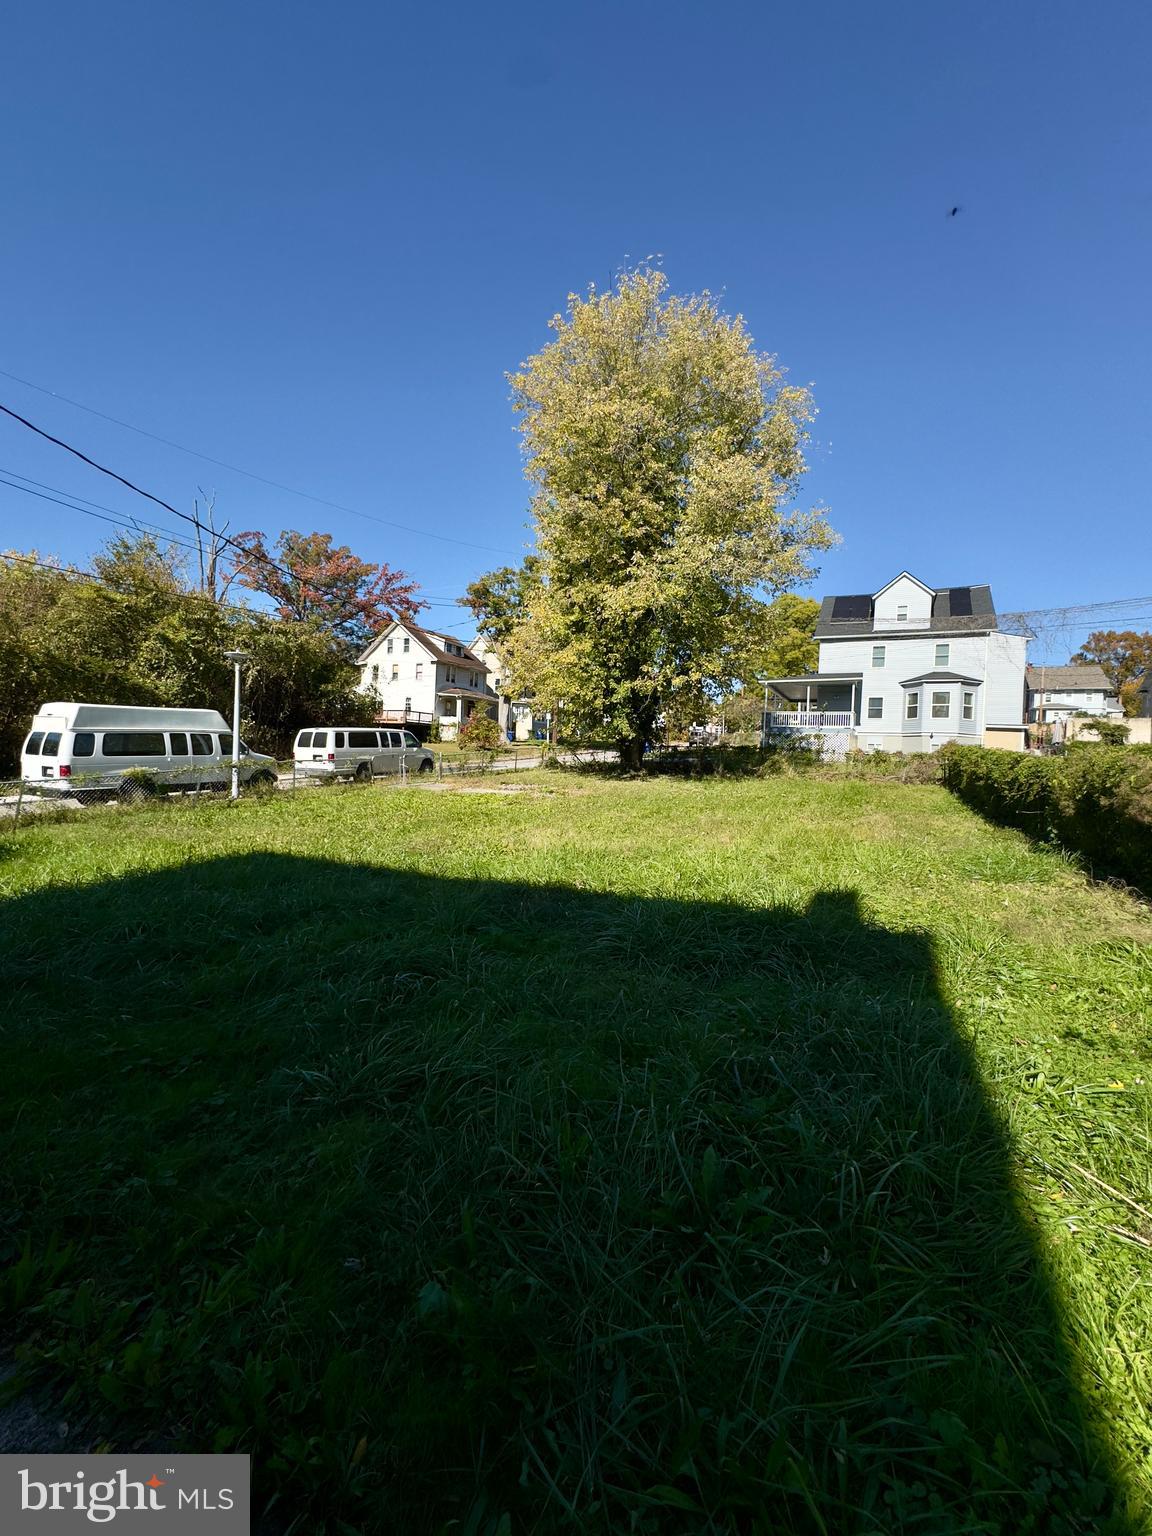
[354, 762, 372, 783]
[417, 758, 434, 774]
[248, 770, 278, 791]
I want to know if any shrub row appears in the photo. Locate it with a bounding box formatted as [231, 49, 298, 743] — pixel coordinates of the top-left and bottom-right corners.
[941, 744, 1152, 892]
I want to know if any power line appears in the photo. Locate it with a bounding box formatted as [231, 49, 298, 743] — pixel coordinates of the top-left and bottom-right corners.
[0, 402, 471, 631]
[0, 462, 471, 610]
[0, 470, 208, 558]
[0, 365, 520, 557]
[0, 398, 308, 591]
[0, 546, 469, 631]
[0, 549, 278, 624]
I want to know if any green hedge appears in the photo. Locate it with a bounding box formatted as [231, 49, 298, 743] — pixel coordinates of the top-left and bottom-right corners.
[941, 745, 1152, 892]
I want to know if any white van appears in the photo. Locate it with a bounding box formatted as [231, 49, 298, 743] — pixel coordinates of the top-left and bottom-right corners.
[21, 703, 278, 800]
[293, 726, 435, 781]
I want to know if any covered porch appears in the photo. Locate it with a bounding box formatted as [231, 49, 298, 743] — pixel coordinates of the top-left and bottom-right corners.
[762, 674, 863, 733]
[437, 685, 497, 739]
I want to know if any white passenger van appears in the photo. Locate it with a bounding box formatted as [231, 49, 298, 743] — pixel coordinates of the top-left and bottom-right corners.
[293, 726, 435, 781]
[21, 703, 278, 799]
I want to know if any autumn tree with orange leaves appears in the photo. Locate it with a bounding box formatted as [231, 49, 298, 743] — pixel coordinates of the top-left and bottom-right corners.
[231, 529, 423, 650]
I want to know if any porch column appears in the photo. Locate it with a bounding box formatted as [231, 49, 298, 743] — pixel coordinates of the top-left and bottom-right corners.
[850, 681, 857, 724]
[805, 683, 811, 714]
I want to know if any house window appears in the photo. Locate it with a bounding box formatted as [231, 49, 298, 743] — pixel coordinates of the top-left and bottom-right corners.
[872, 644, 886, 667]
[370, 665, 379, 685]
[386, 638, 393, 654]
[935, 643, 950, 667]
[391, 665, 399, 681]
[931, 690, 950, 718]
[446, 667, 456, 684]
[405, 696, 412, 712]
[867, 697, 883, 719]
[906, 693, 919, 720]
[403, 637, 410, 652]
[897, 605, 907, 622]
[415, 663, 423, 680]
[962, 690, 975, 721]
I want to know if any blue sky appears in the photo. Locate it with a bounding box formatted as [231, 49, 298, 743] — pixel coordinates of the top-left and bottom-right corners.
[1, 1, 1149, 660]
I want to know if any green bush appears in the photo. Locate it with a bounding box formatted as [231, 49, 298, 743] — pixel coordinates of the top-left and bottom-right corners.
[457, 710, 501, 752]
[1072, 716, 1130, 746]
[942, 745, 1152, 891]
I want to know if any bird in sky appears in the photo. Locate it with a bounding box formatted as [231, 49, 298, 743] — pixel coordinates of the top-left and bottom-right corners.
[948, 205, 962, 217]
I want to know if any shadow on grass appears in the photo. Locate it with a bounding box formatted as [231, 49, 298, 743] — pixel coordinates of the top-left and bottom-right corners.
[0, 856, 1138, 1533]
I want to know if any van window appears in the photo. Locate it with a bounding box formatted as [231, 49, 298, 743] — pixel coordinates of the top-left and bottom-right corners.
[24, 732, 44, 755]
[348, 730, 379, 747]
[219, 734, 234, 755]
[386, 730, 403, 748]
[334, 732, 345, 748]
[73, 732, 95, 757]
[169, 732, 189, 755]
[297, 731, 313, 749]
[103, 732, 165, 756]
[42, 732, 61, 756]
[190, 733, 213, 757]
[402, 732, 420, 749]
[312, 731, 328, 748]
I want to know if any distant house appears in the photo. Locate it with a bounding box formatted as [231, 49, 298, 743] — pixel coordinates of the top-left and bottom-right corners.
[763, 572, 1028, 754]
[470, 634, 551, 742]
[1025, 665, 1123, 725]
[356, 620, 496, 739]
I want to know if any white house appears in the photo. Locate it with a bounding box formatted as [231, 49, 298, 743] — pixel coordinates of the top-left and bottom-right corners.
[764, 572, 1028, 754]
[470, 634, 551, 742]
[1025, 665, 1123, 725]
[356, 620, 496, 739]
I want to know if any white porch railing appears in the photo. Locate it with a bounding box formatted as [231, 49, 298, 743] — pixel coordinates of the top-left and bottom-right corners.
[767, 711, 854, 730]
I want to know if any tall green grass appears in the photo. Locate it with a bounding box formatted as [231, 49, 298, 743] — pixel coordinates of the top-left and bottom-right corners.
[1, 778, 1150, 1532]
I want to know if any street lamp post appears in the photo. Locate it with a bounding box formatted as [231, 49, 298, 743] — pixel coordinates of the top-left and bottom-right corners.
[224, 650, 249, 800]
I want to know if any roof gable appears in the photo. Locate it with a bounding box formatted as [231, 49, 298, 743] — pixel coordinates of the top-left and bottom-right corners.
[873, 571, 934, 600]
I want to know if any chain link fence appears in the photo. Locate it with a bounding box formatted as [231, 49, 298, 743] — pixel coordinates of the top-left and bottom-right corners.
[282, 746, 549, 791]
[0, 746, 619, 827]
[0, 749, 550, 824]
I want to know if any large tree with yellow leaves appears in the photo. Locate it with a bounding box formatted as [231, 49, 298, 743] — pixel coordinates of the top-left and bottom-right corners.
[470, 270, 834, 768]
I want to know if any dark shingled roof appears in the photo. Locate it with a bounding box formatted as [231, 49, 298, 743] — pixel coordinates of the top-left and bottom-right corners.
[1025, 665, 1113, 692]
[814, 582, 997, 638]
[899, 670, 984, 686]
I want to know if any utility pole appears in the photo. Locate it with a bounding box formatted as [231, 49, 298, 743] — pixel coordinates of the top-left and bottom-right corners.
[224, 650, 249, 799]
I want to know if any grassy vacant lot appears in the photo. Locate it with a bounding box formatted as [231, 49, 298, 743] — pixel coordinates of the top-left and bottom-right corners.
[1, 776, 1150, 1533]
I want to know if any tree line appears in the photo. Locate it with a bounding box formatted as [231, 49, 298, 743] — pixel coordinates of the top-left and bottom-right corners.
[0, 526, 420, 772]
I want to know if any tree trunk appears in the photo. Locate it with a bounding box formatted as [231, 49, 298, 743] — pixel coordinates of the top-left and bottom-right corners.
[620, 734, 646, 772]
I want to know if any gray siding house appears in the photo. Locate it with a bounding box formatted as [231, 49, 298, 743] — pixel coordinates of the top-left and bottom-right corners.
[764, 572, 1028, 754]
[1025, 665, 1123, 724]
